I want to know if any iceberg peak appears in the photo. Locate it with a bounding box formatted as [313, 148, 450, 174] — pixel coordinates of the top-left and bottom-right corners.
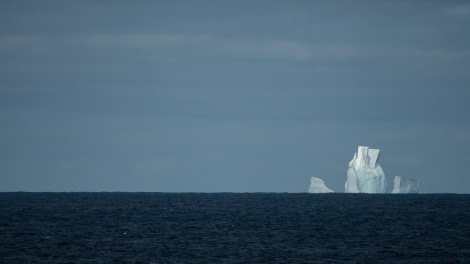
[308, 177, 333, 193]
[345, 146, 387, 193]
[391, 176, 420, 193]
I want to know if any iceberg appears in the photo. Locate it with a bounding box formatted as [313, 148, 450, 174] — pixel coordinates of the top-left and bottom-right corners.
[345, 146, 387, 193]
[308, 177, 333, 193]
[391, 176, 420, 193]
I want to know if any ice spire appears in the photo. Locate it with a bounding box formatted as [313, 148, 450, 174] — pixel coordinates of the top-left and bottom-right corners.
[345, 146, 387, 193]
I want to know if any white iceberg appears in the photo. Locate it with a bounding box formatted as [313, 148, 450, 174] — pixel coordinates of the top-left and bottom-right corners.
[345, 146, 387, 193]
[391, 176, 420, 193]
[308, 177, 333, 193]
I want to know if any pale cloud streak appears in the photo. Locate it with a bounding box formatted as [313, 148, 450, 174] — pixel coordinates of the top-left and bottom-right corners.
[3, 33, 469, 63]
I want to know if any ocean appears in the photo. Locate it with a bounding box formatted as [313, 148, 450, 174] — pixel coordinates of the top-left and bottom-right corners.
[1, 193, 469, 263]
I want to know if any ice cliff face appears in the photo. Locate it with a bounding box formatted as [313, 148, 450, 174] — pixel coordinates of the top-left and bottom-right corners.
[308, 177, 333, 193]
[345, 146, 387, 193]
[391, 176, 420, 193]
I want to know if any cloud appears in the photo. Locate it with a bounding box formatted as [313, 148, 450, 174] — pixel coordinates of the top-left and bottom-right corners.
[446, 4, 470, 16]
[0, 35, 51, 55]
[76, 34, 188, 50]
[3, 33, 469, 64]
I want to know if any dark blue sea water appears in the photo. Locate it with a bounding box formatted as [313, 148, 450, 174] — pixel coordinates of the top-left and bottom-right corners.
[1, 193, 469, 263]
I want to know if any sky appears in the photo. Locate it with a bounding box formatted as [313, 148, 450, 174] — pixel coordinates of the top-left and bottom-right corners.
[1, 1, 470, 193]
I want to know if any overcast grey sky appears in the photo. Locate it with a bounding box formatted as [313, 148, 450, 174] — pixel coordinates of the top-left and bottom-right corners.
[1, 1, 470, 192]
